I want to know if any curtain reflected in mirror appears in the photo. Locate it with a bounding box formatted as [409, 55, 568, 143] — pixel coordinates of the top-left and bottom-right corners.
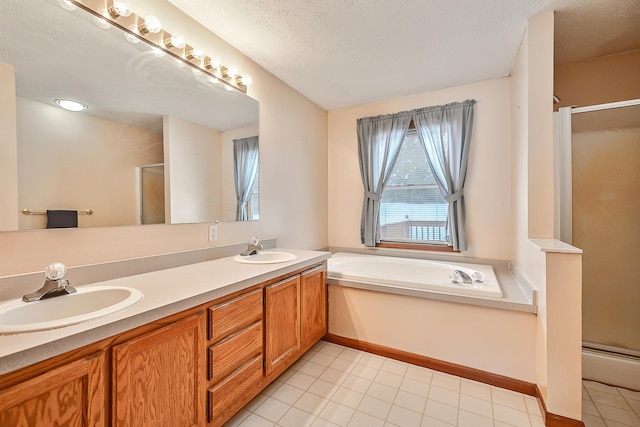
[233, 136, 259, 221]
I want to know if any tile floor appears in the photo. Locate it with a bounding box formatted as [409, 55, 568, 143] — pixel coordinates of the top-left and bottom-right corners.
[223, 340, 548, 426]
[582, 380, 640, 427]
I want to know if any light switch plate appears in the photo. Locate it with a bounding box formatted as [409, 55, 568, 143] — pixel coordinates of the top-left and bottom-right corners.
[208, 225, 218, 241]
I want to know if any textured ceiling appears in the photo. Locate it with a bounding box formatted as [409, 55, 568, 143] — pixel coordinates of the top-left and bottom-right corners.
[168, 0, 640, 110]
[554, 0, 640, 64]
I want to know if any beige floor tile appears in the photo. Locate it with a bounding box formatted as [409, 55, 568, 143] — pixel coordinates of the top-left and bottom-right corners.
[394, 389, 427, 413]
[460, 378, 492, 401]
[387, 405, 422, 427]
[457, 409, 493, 427]
[228, 342, 604, 427]
[347, 410, 385, 427]
[424, 400, 458, 425]
[358, 395, 392, 419]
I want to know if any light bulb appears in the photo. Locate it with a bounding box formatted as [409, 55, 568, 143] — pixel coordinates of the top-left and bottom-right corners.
[165, 34, 185, 49]
[205, 57, 221, 71]
[151, 47, 165, 57]
[124, 25, 140, 43]
[139, 15, 162, 34]
[55, 99, 87, 112]
[227, 67, 238, 78]
[109, 0, 132, 18]
[93, 16, 111, 29]
[241, 75, 253, 86]
[56, 0, 77, 11]
[187, 48, 204, 61]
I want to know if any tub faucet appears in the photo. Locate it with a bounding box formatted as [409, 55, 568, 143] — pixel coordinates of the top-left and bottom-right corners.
[240, 237, 264, 256]
[452, 269, 473, 284]
[22, 262, 77, 302]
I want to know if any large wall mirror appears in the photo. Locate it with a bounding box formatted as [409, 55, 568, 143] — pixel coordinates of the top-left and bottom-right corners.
[0, 0, 259, 231]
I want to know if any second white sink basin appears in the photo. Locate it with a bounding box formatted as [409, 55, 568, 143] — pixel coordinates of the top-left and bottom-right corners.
[233, 251, 297, 264]
[0, 286, 143, 334]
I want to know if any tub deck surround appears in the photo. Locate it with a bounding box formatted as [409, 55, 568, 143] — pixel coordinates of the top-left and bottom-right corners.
[0, 248, 330, 376]
[327, 251, 536, 313]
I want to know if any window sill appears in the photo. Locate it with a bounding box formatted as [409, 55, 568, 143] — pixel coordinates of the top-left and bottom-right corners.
[376, 242, 458, 253]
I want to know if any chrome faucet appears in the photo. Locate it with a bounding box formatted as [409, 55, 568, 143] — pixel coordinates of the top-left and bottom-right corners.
[22, 262, 76, 302]
[452, 269, 473, 284]
[240, 237, 264, 256]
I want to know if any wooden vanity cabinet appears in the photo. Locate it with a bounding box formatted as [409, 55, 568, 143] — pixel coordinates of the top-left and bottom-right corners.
[0, 351, 105, 427]
[264, 263, 328, 380]
[300, 264, 327, 348]
[0, 260, 328, 427]
[111, 312, 206, 427]
[207, 287, 264, 427]
[264, 275, 301, 378]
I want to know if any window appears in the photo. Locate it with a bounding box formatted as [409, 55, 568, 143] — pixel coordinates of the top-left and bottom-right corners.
[246, 170, 260, 221]
[379, 131, 448, 246]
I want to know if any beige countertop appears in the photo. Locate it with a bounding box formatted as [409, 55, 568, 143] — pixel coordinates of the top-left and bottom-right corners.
[0, 248, 331, 376]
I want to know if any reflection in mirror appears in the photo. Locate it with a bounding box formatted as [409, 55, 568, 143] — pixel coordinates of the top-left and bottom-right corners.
[0, 0, 259, 231]
[233, 136, 260, 221]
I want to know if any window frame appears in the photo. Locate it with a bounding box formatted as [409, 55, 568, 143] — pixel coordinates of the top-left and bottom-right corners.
[375, 124, 456, 252]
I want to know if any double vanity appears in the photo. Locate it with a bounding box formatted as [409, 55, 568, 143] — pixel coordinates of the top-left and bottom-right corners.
[0, 248, 330, 426]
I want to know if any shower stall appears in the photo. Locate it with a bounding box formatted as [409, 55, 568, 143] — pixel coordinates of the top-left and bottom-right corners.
[555, 99, 640, 390]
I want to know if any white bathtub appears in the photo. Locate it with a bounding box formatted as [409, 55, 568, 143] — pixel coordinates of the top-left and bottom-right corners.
[328, 253, 503, 299]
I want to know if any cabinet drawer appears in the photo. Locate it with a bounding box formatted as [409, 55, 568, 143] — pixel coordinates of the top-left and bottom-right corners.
[209, 321, 263, 383]
[209, 289, 262, 342]
[208, 355, 263, 424]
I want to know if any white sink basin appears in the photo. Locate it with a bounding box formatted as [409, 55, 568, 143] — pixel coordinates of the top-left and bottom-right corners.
[0, 286, 143, 334]
[233, 251, 297, 264]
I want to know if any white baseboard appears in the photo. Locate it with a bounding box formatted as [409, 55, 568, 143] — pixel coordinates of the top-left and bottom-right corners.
[583, 349, 640, 391]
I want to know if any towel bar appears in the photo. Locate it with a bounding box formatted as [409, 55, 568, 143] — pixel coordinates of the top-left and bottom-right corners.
[21, 209, 94, 215]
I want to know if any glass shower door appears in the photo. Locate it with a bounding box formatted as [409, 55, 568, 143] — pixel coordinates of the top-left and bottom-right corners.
[140, 164, 165, 225]
[572, 103, 640, 355]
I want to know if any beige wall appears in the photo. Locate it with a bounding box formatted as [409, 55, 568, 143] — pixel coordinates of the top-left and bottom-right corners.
[17, 98, 163, 230]
[573, 126, 640, 351]
[164, 115, 222, 224]
[0, 0, 328, 277]
[511, 12, 583, 420]
[328, 78, 513, 261]
[0, 62, 18, 232]
[554, 49, 640, 110]
[329, 286, 537, 382]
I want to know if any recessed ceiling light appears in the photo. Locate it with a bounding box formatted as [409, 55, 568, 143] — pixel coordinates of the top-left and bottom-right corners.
[54, 99, 87, 112]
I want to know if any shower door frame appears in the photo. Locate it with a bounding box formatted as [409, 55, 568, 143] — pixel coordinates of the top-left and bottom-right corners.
[555, 97, 640, 360]
[555, 98, 640, 246]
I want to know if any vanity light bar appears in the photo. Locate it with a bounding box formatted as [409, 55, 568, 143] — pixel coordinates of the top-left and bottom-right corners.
[66, 0, 252, 94]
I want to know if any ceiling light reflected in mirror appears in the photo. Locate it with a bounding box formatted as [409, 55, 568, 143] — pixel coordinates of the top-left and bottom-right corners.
[54, 99, 88, 112]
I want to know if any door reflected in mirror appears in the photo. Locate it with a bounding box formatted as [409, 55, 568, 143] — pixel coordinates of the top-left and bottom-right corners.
[0, 0, 259, 231]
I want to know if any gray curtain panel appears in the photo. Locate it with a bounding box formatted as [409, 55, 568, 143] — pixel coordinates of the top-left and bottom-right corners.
[357, 112, 412, 246]
[233, 136, 259, 221]
[413, 100, 475, 251]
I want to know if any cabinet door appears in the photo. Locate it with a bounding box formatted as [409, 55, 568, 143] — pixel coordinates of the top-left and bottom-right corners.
[0, 351, 105, 427]
[264, 275, 300, 377]
[112, 313, 205, 427]
[300, 264, 327, 347]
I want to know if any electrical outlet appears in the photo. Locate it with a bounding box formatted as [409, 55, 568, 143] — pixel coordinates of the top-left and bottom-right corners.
[208, 225, 218, 241]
